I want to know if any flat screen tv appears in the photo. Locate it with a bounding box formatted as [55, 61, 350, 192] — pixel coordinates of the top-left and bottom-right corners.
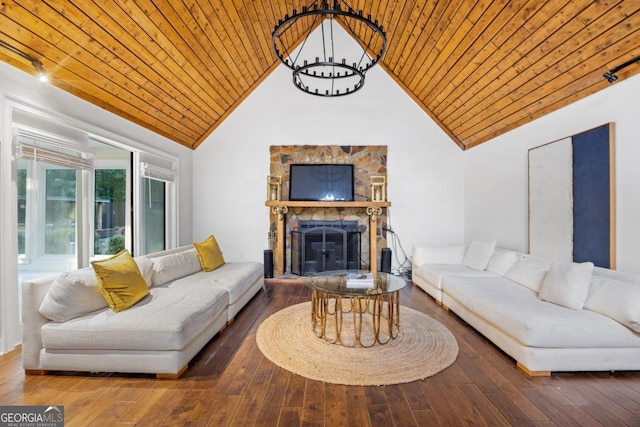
[289, 164, 354, 201]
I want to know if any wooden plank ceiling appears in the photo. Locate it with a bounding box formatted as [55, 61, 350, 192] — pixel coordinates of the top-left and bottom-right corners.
[1, 1, 639, 150]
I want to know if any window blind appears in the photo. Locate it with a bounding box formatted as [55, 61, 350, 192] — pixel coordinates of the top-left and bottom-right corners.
[14, 128, 95, 170]
[140, 162, 176, 183]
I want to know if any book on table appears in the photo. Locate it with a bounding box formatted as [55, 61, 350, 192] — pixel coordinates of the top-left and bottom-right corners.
[346, 272, 375, 288]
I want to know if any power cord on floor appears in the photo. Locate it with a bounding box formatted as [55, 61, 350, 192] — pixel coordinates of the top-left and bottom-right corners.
[382, 225, 412, 278]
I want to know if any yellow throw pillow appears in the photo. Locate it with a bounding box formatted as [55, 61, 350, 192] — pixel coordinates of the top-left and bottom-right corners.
[193, 235, 225, 272]
[91, 250, 149, 312]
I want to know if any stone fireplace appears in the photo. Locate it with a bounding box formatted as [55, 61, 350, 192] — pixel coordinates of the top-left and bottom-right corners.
[268, 145, 387, 275]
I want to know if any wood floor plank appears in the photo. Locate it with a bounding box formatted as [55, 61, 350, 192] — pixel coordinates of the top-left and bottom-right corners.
[363, 386, 386, 405]
[413, 409, 441, 426]
[367, 403, 393, 425]
[419, 378, 464, 426]
[254, 366, 290, 426]
[384, 385, 419, 427]
[1, 284, 639, 426]
[457, 383, 511, 426]
[281, 372, 306, 409]
[202, 393, 242, 426]
[399, 380, 432, 411]
[324, 384, 348, 427]
[301, 378, 324, 423]
[344, 388, 371, 427]
[521, 385, 601, 427]
[485, 391, 538, 426]
[230, 355, 275, 425]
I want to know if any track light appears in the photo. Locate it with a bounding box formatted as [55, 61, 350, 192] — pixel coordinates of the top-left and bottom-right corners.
[0, 40, 49, 82]
[603, 54, 640, 84]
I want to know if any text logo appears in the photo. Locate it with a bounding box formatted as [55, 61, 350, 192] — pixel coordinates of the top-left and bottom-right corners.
[0, 406, 64, 427]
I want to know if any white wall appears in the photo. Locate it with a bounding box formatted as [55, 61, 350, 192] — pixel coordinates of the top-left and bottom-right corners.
[464, 73, 640, 274]
[193, 64, 466, 268]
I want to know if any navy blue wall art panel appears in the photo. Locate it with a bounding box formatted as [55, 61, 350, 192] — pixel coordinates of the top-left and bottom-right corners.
[572, 124, 612, 268]
[528, 123, 615, 269]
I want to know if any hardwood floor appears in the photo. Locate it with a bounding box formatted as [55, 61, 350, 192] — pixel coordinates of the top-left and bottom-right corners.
[2, 281, 639, 426]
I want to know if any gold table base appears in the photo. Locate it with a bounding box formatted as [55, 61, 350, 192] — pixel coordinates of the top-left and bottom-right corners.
[310, 289, 400, 347]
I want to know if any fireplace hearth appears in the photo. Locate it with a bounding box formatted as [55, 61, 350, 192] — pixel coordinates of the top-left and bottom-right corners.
[291, 221, 362, 275]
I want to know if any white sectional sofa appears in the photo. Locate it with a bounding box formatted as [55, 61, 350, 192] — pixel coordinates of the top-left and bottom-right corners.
[22, 245, 263, 378]
[412, 242, 640, 376]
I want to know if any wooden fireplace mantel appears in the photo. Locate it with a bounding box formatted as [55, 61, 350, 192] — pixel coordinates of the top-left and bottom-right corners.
[265, 200, 391, 276]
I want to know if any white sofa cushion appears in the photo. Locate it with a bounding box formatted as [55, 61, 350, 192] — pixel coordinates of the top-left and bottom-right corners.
[134, 256, 154, 287]
[442, 275, 640, 348]
[487, 250, 519, 276]
[462, 240, 496, 271]
[585, 276, 640, 332]
[412, 245, 466, 265]
[538, 261, 594, 309]
[414, 264, 498, 291]
[504, 258, 551, 293]
[151, 249, 202, 286]
[41, 286, 228, 351]
[39, 268, 106, 322]
[167, 262, 263, 305]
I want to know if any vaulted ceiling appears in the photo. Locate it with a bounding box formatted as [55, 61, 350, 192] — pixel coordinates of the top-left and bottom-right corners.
[1, 1, 639, 150]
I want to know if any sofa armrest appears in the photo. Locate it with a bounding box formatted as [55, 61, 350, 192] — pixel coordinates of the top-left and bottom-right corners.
[412, 244, 466, 268]
[22, 274, 57, 370]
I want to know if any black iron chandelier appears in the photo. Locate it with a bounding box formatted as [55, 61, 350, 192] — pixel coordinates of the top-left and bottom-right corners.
[271, 0, 387, 97]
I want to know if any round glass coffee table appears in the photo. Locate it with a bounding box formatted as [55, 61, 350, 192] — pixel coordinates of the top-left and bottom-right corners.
[304, 271, 407, 347]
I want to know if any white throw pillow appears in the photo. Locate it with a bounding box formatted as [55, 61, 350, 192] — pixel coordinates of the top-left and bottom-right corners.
[538, 261, 594, 309]
[152, 249, 202, 286]
[584, 276, 640, 332]
[39, 267, 107, 322]
[462, 240, 496, 271]
[487, 250, 519, 276]
[412, 244, 466, 265]
[134, 255, 154, 287]
[39, 256, 154, 322]
[504, 259, 551, 293]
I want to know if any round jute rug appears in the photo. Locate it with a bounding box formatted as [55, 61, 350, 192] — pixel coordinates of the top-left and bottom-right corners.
[256, 302, 458, 386]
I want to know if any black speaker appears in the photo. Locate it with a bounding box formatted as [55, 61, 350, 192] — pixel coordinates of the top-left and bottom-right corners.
[264, 249, 274, 279]
[380, 248, 392, 273]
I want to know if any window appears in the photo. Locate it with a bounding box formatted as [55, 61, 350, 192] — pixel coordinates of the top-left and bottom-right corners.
[45, 168, 77, 255]
[94, 167, 129, 256]
[140, 177, 166, 254]
[135, 156, 177, 255]
[17, 168, 26, 257]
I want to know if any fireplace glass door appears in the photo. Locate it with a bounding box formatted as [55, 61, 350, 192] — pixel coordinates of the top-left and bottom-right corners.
[291, 222, 361, 275]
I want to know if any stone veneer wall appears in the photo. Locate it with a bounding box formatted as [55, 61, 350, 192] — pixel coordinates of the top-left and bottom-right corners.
[269, 145, 388, 274]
